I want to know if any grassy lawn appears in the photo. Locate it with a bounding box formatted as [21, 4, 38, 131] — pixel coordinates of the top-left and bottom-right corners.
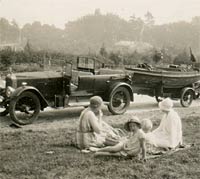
[0, 109, 200, 179]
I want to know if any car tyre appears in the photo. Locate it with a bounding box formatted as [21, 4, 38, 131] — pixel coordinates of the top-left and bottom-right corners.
[9, 91, 41, 125]
[108, 87, 130, 115]
[180, 88, 194, 107]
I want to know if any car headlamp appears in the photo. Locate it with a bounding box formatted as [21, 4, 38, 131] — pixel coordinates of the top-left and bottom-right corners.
[22, 82, 27, 86]
[6, 86, 15, 97]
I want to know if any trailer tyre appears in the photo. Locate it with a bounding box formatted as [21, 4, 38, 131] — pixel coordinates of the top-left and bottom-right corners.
[180, 88, 194, 107]
[108, 87, 130, 115]
[9, 91, 41, 125]
[155, 96, 163, 103]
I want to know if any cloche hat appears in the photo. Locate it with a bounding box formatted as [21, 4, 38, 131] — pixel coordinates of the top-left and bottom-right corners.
[159, 98, 173, 111]
[90, 96, 103, 108]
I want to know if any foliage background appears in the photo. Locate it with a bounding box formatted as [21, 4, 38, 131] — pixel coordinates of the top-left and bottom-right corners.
[0, 10, 200, 70]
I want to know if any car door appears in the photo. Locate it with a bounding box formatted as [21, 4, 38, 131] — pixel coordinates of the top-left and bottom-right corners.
[63, 63, 72, 95]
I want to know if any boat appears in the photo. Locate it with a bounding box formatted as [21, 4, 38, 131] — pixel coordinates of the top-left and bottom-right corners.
[126, 65, 200, 88]
[125, 63, 200, 107]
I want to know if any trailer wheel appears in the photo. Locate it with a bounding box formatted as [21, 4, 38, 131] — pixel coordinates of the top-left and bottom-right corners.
[155, 96, 163, 103]
[9, 91, 41, 125]
[180, 88, 194, 107]
[108, 87, 130, 115]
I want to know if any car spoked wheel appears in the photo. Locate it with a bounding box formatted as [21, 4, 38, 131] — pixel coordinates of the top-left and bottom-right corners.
[108, 87, 130, 115]
[180, 88, 194, 107]
[9, 91, 41, 125]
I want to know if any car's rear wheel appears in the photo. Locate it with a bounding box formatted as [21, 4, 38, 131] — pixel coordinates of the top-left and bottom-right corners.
[108, 87, 130, 115]
[9, 91, 41, 125]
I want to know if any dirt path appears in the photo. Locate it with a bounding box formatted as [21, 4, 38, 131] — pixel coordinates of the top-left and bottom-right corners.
[1, 95, 200, 132]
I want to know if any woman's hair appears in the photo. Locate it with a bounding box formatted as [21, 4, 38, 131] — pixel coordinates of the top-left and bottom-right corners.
[141, 118, 153, 133]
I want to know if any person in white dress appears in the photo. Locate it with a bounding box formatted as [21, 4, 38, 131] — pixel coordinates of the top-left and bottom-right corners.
[146, 98, 183, 149]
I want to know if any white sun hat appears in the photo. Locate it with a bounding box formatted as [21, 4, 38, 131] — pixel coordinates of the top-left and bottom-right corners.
[124, 116, 141, 131]
[158, 98, 173, 111]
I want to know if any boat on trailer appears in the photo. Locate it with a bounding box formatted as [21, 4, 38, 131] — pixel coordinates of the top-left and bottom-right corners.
[125, 64, 200, 107]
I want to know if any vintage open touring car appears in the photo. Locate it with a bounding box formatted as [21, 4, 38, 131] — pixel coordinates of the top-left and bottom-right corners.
[0, 57, 133, 125]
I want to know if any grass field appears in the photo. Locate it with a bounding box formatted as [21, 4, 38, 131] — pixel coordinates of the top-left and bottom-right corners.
[0, 107, 200, 179]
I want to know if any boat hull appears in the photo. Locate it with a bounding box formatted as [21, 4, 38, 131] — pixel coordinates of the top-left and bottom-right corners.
[127, 68, 200, 89]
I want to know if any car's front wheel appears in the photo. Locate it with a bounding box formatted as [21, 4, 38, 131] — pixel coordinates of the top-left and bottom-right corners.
[108, 87, 131, 115]
[9, 91, 41, 125]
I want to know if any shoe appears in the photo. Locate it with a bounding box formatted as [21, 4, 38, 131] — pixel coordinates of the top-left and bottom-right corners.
[89, 147, 100, 152]
[81, 149, 91, 153]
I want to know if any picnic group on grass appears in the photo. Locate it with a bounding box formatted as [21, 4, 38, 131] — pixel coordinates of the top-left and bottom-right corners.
[76, 96, 184, 161]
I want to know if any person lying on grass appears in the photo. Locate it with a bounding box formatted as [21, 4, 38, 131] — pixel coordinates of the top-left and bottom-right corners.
[76, 96, 123, 150]
[146, 98, 183, 150]
[90, 117, 146, 161]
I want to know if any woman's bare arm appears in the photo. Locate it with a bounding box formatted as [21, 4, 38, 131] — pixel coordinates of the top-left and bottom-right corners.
[140, 138, 146, 160]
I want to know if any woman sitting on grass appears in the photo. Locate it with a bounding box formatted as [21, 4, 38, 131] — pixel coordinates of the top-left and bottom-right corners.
[146, 98, 183, 150]
[90, 117, 146, 160]
[76, 96, 122, 150]
[76, 96, 103, 150]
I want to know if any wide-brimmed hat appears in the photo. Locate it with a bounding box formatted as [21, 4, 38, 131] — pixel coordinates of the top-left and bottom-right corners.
[90, 96, 103, 108]
[124, 117, 141, 131]
[159, 98, 173, 111]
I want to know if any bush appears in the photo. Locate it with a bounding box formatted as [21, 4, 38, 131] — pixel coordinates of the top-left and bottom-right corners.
[0, 49, 75, 72]
[173, 50, 190, 65]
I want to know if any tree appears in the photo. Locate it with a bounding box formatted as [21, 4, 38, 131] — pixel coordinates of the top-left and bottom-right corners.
[0, 49, 13, 68]
[99, 43, 108, 57]
[94, 8, 101, 16]
[144, 11, 154, 26]
[109, 51, 122, 65]
[153, 50, 163, 63]
[24, 40, 31, 51]
[129, 14, 144, 41]
[173, 50, 190, 65]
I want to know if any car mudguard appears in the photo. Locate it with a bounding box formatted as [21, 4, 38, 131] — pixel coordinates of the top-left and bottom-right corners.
[106, 82, 134, 101]
[181, 87, 195, 94]
[10, 86, 49, 109]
